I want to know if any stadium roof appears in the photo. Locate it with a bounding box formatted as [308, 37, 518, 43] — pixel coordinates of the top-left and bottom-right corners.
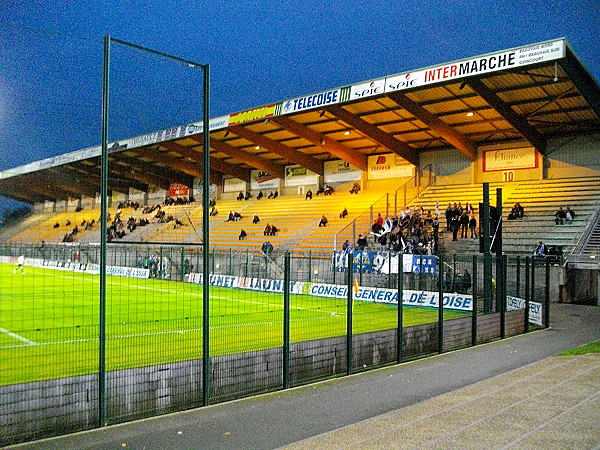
[1, 37, 599, 204]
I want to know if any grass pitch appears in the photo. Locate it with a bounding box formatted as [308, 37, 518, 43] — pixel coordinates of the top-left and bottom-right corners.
[0, 263, 466, 385]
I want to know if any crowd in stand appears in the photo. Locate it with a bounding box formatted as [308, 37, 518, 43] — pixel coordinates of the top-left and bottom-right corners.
[555, 206, 575, 225]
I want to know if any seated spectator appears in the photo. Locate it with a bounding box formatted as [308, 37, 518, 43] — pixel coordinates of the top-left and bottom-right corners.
[555, 207, 567, 225]
[305, 189, 313, 200]
[209, 206, 218, 216]
[264, 223, 272, 235]
[508, 203, 524, 220]
[252, 215, 260, 224]
[315, 186, 324, 196]
[340, 207, 348, 219]
[209, 199, 216, 208]
[261, 241, 273, 256]
[65, 220, 71, 226]
[372, 213, 384, 233]
[268, 190, 279, 199]
[54, 222, 60, 228]
[356, 234, 367, 251]
[226, 211, 235, 222]
[257, 190, 263, 200]
[534, 241, 546, 257]
[349, 182, 360, 194]
[173, 219, 183, 229]
[324, 184, 333, 195]
[233, 212, 242, 221]
[237, 191, 244, 201]
[244, 192, 251, 200]
[273, 190, 278, 198]
[565, 207, 575, 224]
[318, 215, 328, 227]
[238, 229, 247, 240]
[270, 225, 278, 236]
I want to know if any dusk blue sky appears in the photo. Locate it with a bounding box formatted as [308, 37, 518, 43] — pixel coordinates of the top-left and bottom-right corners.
[0, 0, 598, 210]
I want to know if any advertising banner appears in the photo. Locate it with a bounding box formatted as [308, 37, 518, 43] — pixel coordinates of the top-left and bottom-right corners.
[324, 160, 362, 183]
[250, 170, 281, 190]
[284, 165, 319, 187]
[482, 147, 538, 171]
[279, 89, 342, 115]
[506, 295, 543, 325]
[368, 153, 414, 179]
[229, 105, 276, 125]
[223, 177, 247, 193]
[168, 183, 189, 197]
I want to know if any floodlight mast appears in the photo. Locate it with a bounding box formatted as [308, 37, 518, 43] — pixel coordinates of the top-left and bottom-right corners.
[99, 35, 210, 427]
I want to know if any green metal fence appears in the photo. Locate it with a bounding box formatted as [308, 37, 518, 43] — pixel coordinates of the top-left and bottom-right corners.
[0, 242, 550, 445]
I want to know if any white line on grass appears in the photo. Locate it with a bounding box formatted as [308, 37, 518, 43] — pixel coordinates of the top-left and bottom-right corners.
[0, 326, 36, 346]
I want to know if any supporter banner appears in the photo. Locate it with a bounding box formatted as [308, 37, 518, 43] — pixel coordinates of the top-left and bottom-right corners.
[332, 251, 437, 275]
[506, 295, 543, 325]
[368, 153, 414, 179]
[250, 170, 281, 190]
[482, 147, 538, 171]
[284, 165, 319, 187]
[324, 160, 362, 183]
[168, 183, 189, 197]
[223, 178, 247, 193]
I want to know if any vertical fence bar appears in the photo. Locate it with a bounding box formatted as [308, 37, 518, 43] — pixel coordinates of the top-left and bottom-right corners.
[500, 255, 507, 339]
[438, 255, 444, 354]
[397, 264, 404, 363]
[346, 255, 353, 375]
[471, 254, 478, 346]
[545, 258, 550, 328]
[283, 252, 291, 389]
[516, 256, 521, 297]
[525, 256, 530, 332]
[308, 250, 312, 282]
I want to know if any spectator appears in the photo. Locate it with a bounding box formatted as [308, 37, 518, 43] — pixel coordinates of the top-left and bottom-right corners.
[318, 215, 328, 227]
[305, 189, 313, 200]
[565, 207, 575, 224]
[469, 214, 477, 238]
[270, 225, 278, 236]
[252, 214, 260, 224]
[555, 207, 567, 225]
[356, 234, 367, 251]
[342, 239, 350, 251]
[508, 203, 524, 220]
[460, 211, 469, 238]
[238, 229, 247, 240]
[315, 186, 324, 195]
[339, 207, 348, 218]
[264, 224, 272, 235]
[237, 191, 244, 201]
[244, 192, 251, 200]
[445, 203, 453, 231]
[378, 232, 388, 250]
[261, 241, 273, 256]
[53, 222, 60, 228]
[534, 241, 546, 257]
[372, 213, 384, 233]
[226, 211, 234, 222]
[451, 214, 460, 241]
[349, 182, 360, 194]
[324, 184, 334, 195]
[209, 206, 218, 216]
[257, 190, 263, 200]
[233, 212, 242, 221]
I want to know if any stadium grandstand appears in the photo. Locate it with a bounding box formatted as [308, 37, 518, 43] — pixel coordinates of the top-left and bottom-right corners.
[1, 37, 598, 300]
[1, 37, 599, 445]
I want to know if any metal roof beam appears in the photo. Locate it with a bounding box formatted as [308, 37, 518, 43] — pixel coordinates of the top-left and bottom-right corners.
[467, 78, 547, 154]
[229, 125, 324, 175]
[387, 91, 478, 161]
[110, 154, 194, 189]
[270, 115, 368, 171]
[325, 105, 419, 167]
[159, 141, 249, 182]
[193, 136, 286, 179]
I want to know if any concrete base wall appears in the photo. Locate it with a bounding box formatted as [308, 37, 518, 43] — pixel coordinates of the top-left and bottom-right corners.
[1, 311, 527, 446]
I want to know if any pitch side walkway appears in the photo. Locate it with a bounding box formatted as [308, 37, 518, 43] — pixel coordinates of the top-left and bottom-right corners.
[10, 303, 600, 450]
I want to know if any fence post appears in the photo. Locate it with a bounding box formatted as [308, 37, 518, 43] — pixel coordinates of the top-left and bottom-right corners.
[180, 246, 185, 281]
[525, 256, 530, 332]
[438, 255, 444, 354]
[385, 193, 389, 218]
[545, 258, 550, 328]
[500, 255, 507, 339]
[516, 255, 521, 297]
[346, 254, 353, 375]
[397, 262, 404, 363]
[283, 252, 291, 389]
[471, 254, 478, 346]
[308, 250, 312, 282]
[228, 248, 233, 275]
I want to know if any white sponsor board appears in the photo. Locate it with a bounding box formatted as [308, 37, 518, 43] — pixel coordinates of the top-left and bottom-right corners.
[284, 165, 319, 187]
[187, 273, 308, 295]
[324, 160, 362, 183]
[368, 153, 414, 179]
[280, 89, 341, 115]
[506, 295, 543, 325]
[482, 147, 538, 171]
[250, 170, 281, 190]
[223, 177, 247, 193]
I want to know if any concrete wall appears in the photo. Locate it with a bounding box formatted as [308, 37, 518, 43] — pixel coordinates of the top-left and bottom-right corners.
[1, 311, 528, 446]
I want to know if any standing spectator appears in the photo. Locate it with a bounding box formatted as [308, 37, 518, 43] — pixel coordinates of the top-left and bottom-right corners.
[534, 241, 546, 257]
[261, 241, 273, 256]
[378, 232, 388, 250]
[469, 214, 477, 238]
[445, 203, 453, 231]
[460, 211, 469, 238]
[451, 214, 460, 241]
[342, 240, 350, 251]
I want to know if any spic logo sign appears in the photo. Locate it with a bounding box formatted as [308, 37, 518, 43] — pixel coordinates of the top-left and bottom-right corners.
[386, 73, 419, 91]
[351, 79, 385, 99]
